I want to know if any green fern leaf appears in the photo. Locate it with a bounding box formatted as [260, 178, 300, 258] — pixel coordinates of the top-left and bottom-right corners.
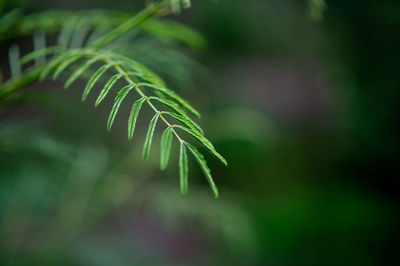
[107, 84, 135, 132]
[0, 2, 228, 198]
[185, 142, 218, 198]
[128, 96, 146, 141]
[95, 73, 122, 107]
[143, 112, 160, 159]
[82, 64, 111, 102]
[160, 126, 173, 170]
[179, 142, 189, 196]
[65, 56, 100, 89]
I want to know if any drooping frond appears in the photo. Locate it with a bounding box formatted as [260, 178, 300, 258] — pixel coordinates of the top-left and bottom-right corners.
[24, 46, 226, 197]
[0, 0, 226, 198]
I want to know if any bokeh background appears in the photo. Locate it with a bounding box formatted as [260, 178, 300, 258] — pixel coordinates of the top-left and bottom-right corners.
[1, 0, 399, 265]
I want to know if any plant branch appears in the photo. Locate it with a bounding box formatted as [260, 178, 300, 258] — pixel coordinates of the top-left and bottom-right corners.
[95, 51, 184, 143]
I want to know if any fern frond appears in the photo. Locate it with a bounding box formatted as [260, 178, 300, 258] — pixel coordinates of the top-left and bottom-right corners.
[0, 0, 226, 197]
[36, 46, 226, 196]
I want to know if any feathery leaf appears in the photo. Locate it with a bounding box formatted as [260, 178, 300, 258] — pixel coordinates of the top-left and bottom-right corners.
[0, 3, 227, 198]
[39, 51, 74, 80]
[82, 63, 111, 102]
[64, 56, 100, 89]
[95, 73, 122, 106]
[143, 112, 160, 159]
[179, 142, 188, 196]
[128, 96, 146, 140]
[107, 84, 135, 131]
[160, 126, 173, 170]
[185, 142, 218, 198]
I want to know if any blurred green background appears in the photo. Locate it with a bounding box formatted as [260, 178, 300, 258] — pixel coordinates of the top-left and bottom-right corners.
[0, 0, 399, 265]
